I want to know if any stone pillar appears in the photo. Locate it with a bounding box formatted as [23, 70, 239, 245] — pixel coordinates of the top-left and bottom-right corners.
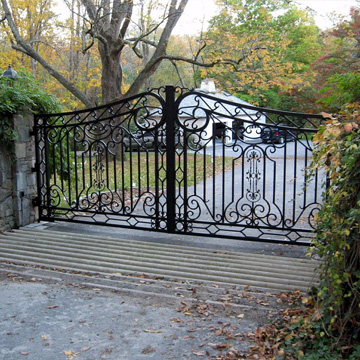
[0, 142, 14, 230]
[0, 112, 37, 231]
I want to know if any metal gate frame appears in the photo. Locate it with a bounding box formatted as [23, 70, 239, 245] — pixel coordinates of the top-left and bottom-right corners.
[34, 86, 325, 245]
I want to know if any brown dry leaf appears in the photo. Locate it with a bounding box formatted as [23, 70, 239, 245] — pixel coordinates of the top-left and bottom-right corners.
[320, 112, 334, 119]
[20, 352, 29, 356]
[81, 346, 91, 352]
[144, 329, 162, 333]
[207, 343, 230, 349]
[41, 335, 47, 340]
[170, 318, 184, 323]
[47, 305, 58, 309]
[142, 345, 156, 354]
[137, 274, 149, 278]
[64, 350, 79, 360]
[216, 344, 232, 349]
[192, 349, 205, 356]
[184, 311, 192, 316]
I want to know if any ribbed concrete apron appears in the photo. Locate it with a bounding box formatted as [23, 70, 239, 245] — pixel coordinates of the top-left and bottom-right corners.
[0, 228, 319, 292]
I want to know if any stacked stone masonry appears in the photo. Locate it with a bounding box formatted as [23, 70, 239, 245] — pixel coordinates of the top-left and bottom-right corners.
[0, 112, 37, 231]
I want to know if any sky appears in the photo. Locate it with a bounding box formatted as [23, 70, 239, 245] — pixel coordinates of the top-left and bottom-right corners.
[173, 0, 360, 35]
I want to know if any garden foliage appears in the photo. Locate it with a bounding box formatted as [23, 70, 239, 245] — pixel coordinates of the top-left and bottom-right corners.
[0, 69, 60, 154]
[249, 104, 360, 359]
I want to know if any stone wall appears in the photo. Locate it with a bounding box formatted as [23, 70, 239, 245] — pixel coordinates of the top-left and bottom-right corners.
[0, 112, 37, 231]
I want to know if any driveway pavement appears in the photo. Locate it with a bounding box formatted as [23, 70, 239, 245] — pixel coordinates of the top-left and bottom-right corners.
[0, 262, 293, 360]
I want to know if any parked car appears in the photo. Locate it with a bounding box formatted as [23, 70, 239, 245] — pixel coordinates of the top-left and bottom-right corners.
[123, 130, 189, 151]
[261, 124, 297, 144]
[123, 131, 163, 151]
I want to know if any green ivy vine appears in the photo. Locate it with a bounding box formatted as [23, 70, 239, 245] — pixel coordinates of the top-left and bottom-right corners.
[245, 104, 360, 360]
[0, 69, 60, 155]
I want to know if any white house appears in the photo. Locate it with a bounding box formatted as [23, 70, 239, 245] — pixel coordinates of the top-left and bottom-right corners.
[177, 79, 266, 144]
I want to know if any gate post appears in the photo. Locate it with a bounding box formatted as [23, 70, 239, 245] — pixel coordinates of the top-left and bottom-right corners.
[165, 86, 176, 233]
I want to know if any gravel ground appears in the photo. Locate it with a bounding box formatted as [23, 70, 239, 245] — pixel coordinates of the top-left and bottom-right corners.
[0, 263, 291, 360]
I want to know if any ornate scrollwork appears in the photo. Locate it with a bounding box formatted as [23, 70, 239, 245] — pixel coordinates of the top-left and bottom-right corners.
[245, 148, 262, 203]
[35, 87, 326, 244]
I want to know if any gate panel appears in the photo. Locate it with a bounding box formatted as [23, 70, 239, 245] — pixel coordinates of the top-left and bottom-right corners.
[35, 91, 168, 231]
[174, 90, 325, 244]
[34, 87, 326, 244]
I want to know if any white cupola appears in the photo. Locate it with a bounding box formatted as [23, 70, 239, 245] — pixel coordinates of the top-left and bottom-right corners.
[200, 78, 217, 93]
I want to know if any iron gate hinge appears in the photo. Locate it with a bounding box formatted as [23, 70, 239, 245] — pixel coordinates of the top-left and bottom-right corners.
[32, 197, 40, 207]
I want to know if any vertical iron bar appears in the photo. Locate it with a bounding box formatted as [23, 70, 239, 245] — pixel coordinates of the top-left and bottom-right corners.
[154, 142, 160, 230]
[74, 126, 79, 207]
[146, 149, 150, 193]
[59, 130, 64, 191]
[121, 141, 126, 212]
[66, 131, 71, 206]
[129, 146, 134, 210]
[137, 147, 141, 196]
[282, 142, 287, 228]
[183, 129, 188, 232]
[303, 149, 308, 209]
[314, 158, 319, 203]
[292, 137, 298, 226]
[165, 86, 176, 233]
[44, 124, 52, 219]
[221, 136, 225, 221]
[212, 132, 216, 220]
[202, 144, 206, 200]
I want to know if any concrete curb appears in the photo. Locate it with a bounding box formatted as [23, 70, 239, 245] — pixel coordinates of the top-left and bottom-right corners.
[0, 228, 320, 292]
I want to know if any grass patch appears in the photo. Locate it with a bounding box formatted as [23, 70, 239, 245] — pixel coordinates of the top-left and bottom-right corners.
[49, 152, 237, 208]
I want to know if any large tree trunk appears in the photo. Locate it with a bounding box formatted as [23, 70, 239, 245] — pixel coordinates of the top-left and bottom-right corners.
[2, 0, 190, 108]
[99, 43, 123, 103]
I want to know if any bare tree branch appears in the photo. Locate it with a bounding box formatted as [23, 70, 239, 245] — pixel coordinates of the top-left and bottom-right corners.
[170, 59, 186, 87]
[127, 0, 189, 97]
[1, 0, 94, 107]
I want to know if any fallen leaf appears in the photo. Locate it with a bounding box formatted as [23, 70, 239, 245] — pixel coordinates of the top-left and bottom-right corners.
[41, 335, 47, 340]
[170, 318, 184, 323]
[20, 352, 29, 356]
[320, 112, 333, 119]
[144, 329, 162, 333]
[81, 346, 91, 352]
[192, 349, 205, 356]
[47, 305, 58, 309]
[142, 345, 155, 354]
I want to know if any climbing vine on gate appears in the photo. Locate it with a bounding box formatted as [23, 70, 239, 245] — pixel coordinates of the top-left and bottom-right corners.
[306, 104, 360, 359]
[247, 104, 360, 359]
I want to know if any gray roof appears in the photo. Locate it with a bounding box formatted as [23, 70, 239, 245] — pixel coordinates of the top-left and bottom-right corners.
[178, 89, 261, 119]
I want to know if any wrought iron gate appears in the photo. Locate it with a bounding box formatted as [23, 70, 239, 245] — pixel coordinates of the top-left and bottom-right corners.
[34, 86, 325, 245]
